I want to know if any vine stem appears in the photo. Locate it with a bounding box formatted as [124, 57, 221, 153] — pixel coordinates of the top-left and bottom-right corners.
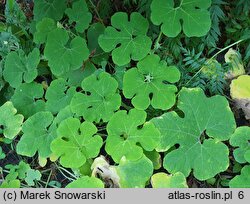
[57, 166, 77, 179]
[88, 0, 104, 25]
[45, 170, 53, 188]
[54, 163, 77, 181]
[184, 39, 245, 87]
[122, 102, 132, 110]
[210, 39, 244, 60]
[152, 31, 163, 53]
[38, 180, 59, 188]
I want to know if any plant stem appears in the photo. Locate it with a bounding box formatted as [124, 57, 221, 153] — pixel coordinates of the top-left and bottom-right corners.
[56, 167, 75, 181]
[38, 180, 58, 188]
[45, 170, 52, 188]
[88, 0, 104, 25]
[184, 39, 245, 86]
[152, 31, 163, 53]
[122, 102, 132, 110]
[55, 164, 77, 180]
[210, 39, 244, 60]
[20, 183, 31, 188]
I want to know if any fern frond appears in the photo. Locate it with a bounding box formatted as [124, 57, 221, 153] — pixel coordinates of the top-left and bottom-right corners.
[204, 0, 226, 48]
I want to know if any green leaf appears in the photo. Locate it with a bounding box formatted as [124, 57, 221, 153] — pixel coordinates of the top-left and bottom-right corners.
[5, 161, 31, 181]
[33, 0, 67, 21]
[44, 28, 89, 76]
[123, 54, 180, 110]
[144, 150, 161, 170]
[98, 12, 152, 66]
[51, 117, 103, 168]
[16, 111, 55, 159]
[59, 61, 96, 87]
[229, 165, 250, 188]
[25, 169, 42, 186]
[65, 0, 92, 33]
[4, 0, 26, 26]
[70, 71, 121, 122]
[0, 31, 19, 58]
[3, 48, 40, 88]
[151, 172, 188, 188]
[0, 180, 20, 188]
[79, 159, 92, 176]
[151, 0, 212, 37]
[113, 65, 126, 90]
[105, 109, 161, 163]
[11, 82, 46, 118]
[0, 146, 6, 159]
[230, 126, 250, 163]
[34, 18, 56, 44]
[45, 78, 76, 114]
[0, 101, 23, 139]
[115, 156, 153, 188]
[52, 106, 74, 127]
[66, 176, 104, 188]
[87, 22, 109, 65]
[15, 161, 31, 180]
[152, 87, 236, 180]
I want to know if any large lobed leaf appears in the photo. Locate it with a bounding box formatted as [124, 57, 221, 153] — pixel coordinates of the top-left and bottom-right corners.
[65, 0, 92, 33]
[44, 28, 89, 76]
[230, 126, 250, 163]
[229, 165, 250, 188]
[152, 87, 236, 180]
[106, 109, 161, 163]
[3, 48, 40, 88]
[123, 54, 180, 110]
[45, 78, 76, 115]
[34, 18, 56, 44]
[11, 82, 46, 118]
[151, 172, 188, 188]
[115, 156, 153, 188]
[151, 0, 211, 37]
[33, 0, 67, 21]
[70, 71, 121, 123]
[16, 111, 55, 159]
[0, 101, 23, 139]
[51, 117, 103, 168]
[98, 12, 152, 66]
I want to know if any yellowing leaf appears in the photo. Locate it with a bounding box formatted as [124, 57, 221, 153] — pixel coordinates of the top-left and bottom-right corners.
[224, 48, 245, 80]
[230, 75, 250, 119]
[230, 75, 250, 99]
[151, 172, 187, 188]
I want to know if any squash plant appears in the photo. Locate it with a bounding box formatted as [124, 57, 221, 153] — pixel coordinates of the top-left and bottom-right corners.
[0, 0, 249, 188]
